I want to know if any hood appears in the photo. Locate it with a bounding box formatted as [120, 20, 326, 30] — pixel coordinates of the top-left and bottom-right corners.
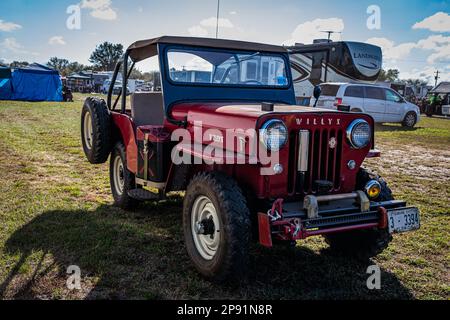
[211, 103, 340, 117]
[170, 102, 361, 132]
[173, 102, 340, 119]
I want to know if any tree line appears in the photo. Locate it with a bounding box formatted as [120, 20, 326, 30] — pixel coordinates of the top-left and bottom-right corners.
[0, 41, 153, 82]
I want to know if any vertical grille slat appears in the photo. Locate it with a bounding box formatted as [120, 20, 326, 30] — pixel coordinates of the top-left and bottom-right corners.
[317, 130, 323, 179]
[324, 129, 331, 179]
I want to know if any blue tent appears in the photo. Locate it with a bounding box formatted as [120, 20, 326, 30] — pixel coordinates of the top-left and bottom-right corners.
[8, 63, 63, 102]
[0, 67, 12, 100]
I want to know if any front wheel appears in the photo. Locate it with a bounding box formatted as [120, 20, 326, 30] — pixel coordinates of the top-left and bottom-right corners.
[402, 111, 417, 127]
[183, 172, 251, 282]
[110, 142, 139, 210]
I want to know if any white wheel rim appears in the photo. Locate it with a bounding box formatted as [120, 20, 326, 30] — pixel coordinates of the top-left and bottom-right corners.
[406, 114, 415, 126]
[113, 155, 125, 196]
[83, 111, 93, 150]
[191, 195, 220, 261]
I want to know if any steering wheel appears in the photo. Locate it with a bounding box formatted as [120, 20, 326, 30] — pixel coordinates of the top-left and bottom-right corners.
[242, 80, 263, 85]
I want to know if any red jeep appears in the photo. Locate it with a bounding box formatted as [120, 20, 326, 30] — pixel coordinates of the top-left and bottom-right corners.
[81, 36, 420, 282]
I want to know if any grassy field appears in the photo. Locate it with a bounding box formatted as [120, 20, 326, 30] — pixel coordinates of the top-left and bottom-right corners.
[0, 94, 448, 300]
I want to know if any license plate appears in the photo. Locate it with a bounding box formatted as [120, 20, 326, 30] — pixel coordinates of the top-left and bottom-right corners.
[387, 207, 420, 233]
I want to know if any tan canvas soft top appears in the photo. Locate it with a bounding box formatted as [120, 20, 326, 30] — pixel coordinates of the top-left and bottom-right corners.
[127, 36, 287, 62]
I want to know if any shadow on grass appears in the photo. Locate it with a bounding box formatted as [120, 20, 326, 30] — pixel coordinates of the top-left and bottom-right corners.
[1, 198, 414, 300]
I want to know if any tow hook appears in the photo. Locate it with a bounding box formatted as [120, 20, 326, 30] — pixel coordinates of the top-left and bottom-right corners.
[267, 198, 284, 222]
[292, 218, 302, 238]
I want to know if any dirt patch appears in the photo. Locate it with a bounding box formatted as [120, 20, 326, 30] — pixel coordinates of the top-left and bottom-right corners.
[369, 143, 450, 181]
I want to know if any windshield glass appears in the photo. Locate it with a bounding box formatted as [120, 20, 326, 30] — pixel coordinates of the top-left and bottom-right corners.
[167, 48, 289, 87]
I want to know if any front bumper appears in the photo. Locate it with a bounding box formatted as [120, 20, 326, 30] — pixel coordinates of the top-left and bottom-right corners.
[258, 195, 417, 248]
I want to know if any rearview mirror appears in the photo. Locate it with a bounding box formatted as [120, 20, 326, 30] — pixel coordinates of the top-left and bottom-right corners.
[313, 85, 322, 108]
[313, 85, 322, 99]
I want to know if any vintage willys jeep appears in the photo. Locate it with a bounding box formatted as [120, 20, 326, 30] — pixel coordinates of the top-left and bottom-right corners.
[81, 36, 420, 281]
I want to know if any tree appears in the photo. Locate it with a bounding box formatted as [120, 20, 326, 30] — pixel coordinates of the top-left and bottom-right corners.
[9, 61, 29, 68]
[0, 59, 7, 67]
[89, 42, 124, 71]
[47, 57, 69, 75]
[129, 68, 144, 80]
[66, 61, 89, 75]
[378, 69, 400, 82]
[404, 78, 428, 86]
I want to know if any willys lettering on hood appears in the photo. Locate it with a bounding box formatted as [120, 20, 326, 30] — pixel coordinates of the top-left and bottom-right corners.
[295, 117, 342, 126]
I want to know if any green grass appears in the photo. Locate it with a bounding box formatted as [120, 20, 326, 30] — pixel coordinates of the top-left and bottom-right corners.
[0, 94, 448, 300]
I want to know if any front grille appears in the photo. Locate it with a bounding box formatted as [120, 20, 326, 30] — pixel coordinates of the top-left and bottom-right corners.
[288, 128, 343, 195]
[305, 128, 343, 193]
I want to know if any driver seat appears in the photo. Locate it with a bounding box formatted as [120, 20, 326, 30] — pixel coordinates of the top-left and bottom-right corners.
[131, 92, 165, 127]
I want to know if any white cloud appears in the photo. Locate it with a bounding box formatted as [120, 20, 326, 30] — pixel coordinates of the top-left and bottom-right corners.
[366, 35, 450, 83]
[80, 0, 117, 20]
[200, 17, 234, 28]
[185, 57, 212, 71]
[1, 37, 38, 56]
[2, 37, 27, 53]
[400, 65, 450, 82]
[366, 37, 417, 61]
[188, 17, 234, 38]
[229, 11, 237, 15]
[0, 19, 22, 32]
[284, 18, 344, 45]
[413, 12, 450, 33]
[416, 35, 450, 64]
[48, 36, 66, 45]
[188, 25, 208, 37]
[366, 35, 450, 64]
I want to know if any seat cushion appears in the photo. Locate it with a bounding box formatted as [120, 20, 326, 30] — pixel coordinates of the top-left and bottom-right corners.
[131, 92, 164, 127]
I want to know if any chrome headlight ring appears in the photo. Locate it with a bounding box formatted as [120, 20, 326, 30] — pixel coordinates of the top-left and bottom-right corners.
[346, 119, 371, 149]
[259, 119, 288, 152]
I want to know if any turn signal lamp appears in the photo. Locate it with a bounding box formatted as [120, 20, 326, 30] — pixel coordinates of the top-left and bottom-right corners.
[365, 180, 381, 199]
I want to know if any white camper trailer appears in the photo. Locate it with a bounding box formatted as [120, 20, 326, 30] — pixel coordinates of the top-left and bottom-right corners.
[288, 40, 383, 105]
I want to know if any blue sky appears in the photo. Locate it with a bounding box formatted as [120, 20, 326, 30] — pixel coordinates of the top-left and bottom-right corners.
[1, 0, 449, 82]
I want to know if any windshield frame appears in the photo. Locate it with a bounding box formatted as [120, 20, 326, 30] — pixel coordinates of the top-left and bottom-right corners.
[162, 45, 291, 90]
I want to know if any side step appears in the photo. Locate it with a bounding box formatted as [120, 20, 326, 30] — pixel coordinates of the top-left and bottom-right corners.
[128, 188, 162, 201]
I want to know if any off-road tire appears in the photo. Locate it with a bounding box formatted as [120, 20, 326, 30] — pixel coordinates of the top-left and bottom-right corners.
[110, 142, 139, 210]
[183, 172, 251, 282]
[324, 168, 393, 257]
[81, 97, 112, 164]
[402, 111, 417, 128]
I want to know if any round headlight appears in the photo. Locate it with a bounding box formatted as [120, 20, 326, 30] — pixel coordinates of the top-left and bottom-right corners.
[260, 119, 288, 151]
[346, 119, 371, 149]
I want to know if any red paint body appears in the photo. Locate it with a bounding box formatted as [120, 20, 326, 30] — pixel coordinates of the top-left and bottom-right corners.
[112, 102, 374, 200]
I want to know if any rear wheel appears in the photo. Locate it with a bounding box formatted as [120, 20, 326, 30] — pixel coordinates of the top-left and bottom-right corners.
[110, 142, 138, 210]
[402, 111, 417, 127]
[183, 172, 251, 282]
[324, 168, 393, 257]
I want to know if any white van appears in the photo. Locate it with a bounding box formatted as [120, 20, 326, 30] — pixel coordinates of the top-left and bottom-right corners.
[312, 83, 421, 127]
